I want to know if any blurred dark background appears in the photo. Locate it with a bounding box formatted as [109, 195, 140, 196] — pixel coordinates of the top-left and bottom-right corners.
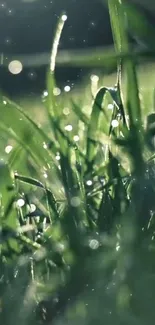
[0, 0, 154, 97]
[0, 0, 113, 96]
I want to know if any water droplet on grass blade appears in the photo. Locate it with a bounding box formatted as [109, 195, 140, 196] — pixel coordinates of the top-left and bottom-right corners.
[62, 14, 67, 22]
[90, 74, 99, 82]
[116, 243, 120, 251]
[63, 107, 70, 115]
[55, 154, 60, 161]
[65, 124, 73, 132]
[89, 239, 99, 250]
[111, 120, 119, 128]
[108, 104, 114, 110]
[5, 145, 13, 154]
[43, 90, 48, 97]
[28, 204, 36, 213]
[86, 180, 93, 186]
[53, 87, 61, 96]
[43, 142, 48, 149]
[73, 135, 79, 142]
[16, 199, 25, 208]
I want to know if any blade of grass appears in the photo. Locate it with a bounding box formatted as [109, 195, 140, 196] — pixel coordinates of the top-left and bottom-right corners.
[15, 174, 60, 222]
[46, 13, 67, 119]
[108, 0, 144, 174]
[0, 100, 58, 170]
[87, 86, 122, 167]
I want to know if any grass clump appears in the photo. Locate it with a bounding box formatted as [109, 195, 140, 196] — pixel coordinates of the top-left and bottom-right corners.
[1, 1, 155, 325]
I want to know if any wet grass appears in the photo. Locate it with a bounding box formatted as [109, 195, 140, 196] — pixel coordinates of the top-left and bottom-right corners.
[1, 1, 155, 325]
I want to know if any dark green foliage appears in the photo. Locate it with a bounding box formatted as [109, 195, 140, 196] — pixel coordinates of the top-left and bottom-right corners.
[0, 1, 155, 325]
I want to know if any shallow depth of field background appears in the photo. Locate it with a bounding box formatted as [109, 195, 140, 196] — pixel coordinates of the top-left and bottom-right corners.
[1, 1, 155, 325]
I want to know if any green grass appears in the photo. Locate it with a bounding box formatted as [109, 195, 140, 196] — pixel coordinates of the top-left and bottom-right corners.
[1, 1, 155, 324]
